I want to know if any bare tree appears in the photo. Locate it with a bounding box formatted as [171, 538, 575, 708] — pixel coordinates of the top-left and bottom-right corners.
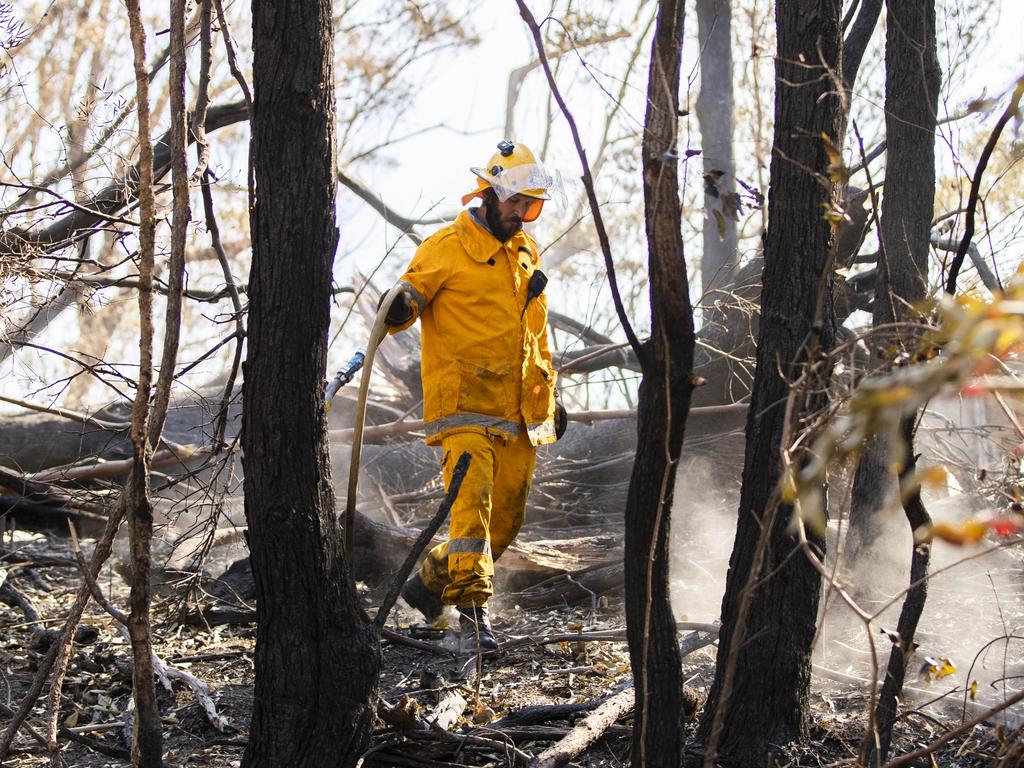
[856, 1, 940, 763]
[623, 2, 695, 766]
[123, 2, 162, 763]
[241, 0, 379, 765]
[697, 0, 844, 764]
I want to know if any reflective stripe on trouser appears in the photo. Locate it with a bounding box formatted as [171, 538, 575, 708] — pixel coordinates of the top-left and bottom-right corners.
[418, 428, 536, 608]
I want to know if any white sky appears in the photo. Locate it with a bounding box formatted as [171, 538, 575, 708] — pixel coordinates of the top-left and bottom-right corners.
[4, 0, 1024, 406]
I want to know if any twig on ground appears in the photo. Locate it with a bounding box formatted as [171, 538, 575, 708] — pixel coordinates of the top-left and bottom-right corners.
[884, 687, 1024, 767]
[428, 722, 533, 767]
[499, 622, 719, 652]
[0, 578, 39, 623]
[381, 627, 454, 657]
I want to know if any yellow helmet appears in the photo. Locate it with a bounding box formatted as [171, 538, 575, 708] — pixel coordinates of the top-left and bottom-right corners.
[461, 140, 559, 222]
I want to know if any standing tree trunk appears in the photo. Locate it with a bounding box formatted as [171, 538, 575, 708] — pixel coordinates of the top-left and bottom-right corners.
[124, 2, 161, 764]
[841, 0, 884, 109]
[696, 0, 737, 299]
[856, 2, 940, 763]
[845, 0, 940, 571]
[242, 2, 379, 766]
[624, 1, 695, 766]
[697, 1, 843, 764]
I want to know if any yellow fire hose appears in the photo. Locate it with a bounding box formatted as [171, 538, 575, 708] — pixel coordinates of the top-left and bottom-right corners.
[343, 286, 401, 573]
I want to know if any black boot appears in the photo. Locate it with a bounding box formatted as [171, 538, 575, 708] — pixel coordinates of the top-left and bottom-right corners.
[458, 605, 498, 651]
[400, 574, 443, 623]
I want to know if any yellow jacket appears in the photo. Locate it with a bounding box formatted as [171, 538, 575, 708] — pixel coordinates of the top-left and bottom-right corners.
[392, 210, 557, 446]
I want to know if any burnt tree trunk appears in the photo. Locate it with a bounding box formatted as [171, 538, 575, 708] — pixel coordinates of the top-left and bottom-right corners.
[841, 0, 884, 106]
[242, 2, 379, 766]
[697, 0, 843, 764]
[859, 1, 940, 763]
[866, 418, 933, 767]
[624, 2, 695, 766]
[845, 0, 940, 571]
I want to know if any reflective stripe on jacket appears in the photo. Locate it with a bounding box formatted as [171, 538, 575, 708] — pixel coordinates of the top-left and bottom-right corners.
[391, 209, 557, 447]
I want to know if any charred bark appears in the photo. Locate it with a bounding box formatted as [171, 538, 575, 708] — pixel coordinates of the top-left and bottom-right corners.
[242, 1, 379, 766]
[624, 2, 695, 767]
[841, 0, 883, 101]
[845, 0, 940, 569]
[865, 419, 932, 766]
[698, 0, 843, 763]
[854, 1, 940, 763]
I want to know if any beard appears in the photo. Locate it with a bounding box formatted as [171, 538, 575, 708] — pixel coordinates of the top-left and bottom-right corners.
[483, 201, 522, 243]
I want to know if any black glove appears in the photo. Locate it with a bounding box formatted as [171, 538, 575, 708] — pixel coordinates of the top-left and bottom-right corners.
[554, 401, 568, 440]
[380, 287, 414, 327]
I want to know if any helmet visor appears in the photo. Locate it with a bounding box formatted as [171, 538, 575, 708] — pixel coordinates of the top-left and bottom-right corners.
[472, 162, 565, 207]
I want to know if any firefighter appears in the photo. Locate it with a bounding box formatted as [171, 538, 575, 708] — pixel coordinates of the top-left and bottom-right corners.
[384, 140, 567, 650]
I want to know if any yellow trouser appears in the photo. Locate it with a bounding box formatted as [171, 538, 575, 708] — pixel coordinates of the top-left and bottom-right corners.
[417, 428, 536, 608]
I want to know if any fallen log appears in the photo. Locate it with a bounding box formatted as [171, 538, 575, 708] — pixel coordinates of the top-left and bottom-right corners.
[0, 496, 107, 532]
[427, 686, 467, 732]
[0, 467, 107, 514]
[527, 684, 635, 768]
[195, 519, 622, 621]
[505, 561, 623, 609]
[496, 724, 632, 742]
[0, 578, 39, 623]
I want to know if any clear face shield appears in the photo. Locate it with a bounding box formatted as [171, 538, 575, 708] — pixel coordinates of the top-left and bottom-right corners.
[471, 162, 568, 211]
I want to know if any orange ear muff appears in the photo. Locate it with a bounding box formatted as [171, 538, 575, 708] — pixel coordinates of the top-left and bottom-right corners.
[523, 199, 544, 223]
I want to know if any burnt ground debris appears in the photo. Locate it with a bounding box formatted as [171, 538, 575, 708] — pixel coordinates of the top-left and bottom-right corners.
[2, 525, 1024, 767]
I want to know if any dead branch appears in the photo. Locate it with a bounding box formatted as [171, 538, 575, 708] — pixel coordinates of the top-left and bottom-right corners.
[499, 623, 719, 653]
[0, 101, 248, 258]
[514, 0, 644, 362]
[427, 686, 467, 732]
[883, 686, 1024, 768]
[155, 658, 229, 732]
[0, 495, 107, 525]
[945, 78, 1024, 295]
[556, 343, 640, 375]
[338, 170, 445, 243]
[0, 393, 125, 431]
[381, 627, 453, 657]
[427, 724, 533, 767]
[547, 311, 615, 347]
[329, 403, 746, 444]
[489, 701, 606, 731]
[504, 29, 631, 138]
[0, 578, 39, 623]
[930, 234, 999, 292]
[0, 467, 106, 515]
[18, 267, 355, 302]
[27, 444, 216, 483]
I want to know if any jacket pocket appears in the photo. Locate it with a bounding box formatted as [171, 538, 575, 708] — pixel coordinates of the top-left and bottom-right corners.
[523, 357, 555, 424]
[456, 360, 513, 417]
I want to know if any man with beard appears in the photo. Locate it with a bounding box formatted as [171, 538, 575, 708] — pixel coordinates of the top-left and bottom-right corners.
[383, 141, 567, 650]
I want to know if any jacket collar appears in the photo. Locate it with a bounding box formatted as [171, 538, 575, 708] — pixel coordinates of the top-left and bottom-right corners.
[454, 209, 531, 263]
